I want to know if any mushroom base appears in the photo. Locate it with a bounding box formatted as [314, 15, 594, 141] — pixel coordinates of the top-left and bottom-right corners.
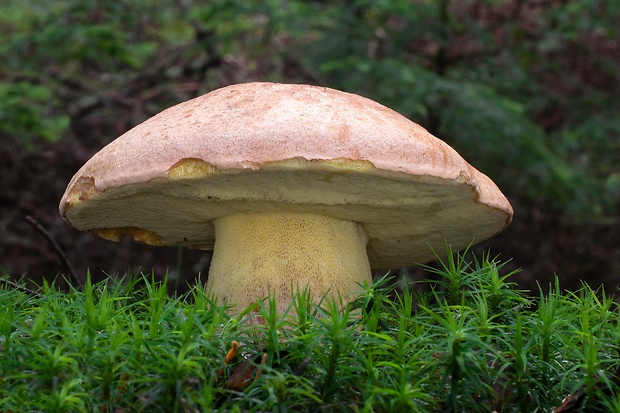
[207, 212, 372, 315]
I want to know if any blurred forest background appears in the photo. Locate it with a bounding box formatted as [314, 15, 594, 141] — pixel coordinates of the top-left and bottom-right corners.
[1, 0, 618, 294]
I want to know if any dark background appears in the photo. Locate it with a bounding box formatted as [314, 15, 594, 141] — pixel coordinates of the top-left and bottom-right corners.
[1, 0, 618, 295]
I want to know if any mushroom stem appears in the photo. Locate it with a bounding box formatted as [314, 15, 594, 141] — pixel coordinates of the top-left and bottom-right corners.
[207, 212, 372, 314]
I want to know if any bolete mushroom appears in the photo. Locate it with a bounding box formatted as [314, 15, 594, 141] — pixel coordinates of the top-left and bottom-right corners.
[60, 82, 513, 314]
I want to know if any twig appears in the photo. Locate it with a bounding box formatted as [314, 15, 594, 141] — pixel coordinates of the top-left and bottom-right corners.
[24, 215, 82, 287]
[0, 277, 42, 297]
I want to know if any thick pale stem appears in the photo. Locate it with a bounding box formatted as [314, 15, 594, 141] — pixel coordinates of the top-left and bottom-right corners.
[206, 212, 372, 314]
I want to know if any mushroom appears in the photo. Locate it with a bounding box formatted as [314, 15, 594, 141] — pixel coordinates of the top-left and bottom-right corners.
[60, 82, 513, 315]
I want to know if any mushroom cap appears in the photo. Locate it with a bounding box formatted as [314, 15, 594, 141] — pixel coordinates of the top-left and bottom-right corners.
[60, 82, 513, 270]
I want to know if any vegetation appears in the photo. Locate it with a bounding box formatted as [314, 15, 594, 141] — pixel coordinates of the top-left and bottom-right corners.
[1, 0, 617, 287]
[2, 250, 619, 412]
[1, 3, 618, 410]
[2, 0, 617, 216]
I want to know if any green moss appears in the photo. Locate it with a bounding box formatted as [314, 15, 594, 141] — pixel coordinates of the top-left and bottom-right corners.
[1, 250, 619, 412]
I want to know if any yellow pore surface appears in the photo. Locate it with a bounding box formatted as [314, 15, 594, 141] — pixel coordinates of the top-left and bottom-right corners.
[207, 211, 372, 314]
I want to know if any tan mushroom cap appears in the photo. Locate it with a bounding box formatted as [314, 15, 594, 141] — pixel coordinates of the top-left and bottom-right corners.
[60, 82, 513, 270]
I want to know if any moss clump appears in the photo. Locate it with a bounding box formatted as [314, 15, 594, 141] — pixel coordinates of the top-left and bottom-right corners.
[1, 250, 619, 412]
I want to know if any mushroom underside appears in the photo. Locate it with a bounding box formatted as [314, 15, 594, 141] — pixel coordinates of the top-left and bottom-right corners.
[62, 159, 510, 271]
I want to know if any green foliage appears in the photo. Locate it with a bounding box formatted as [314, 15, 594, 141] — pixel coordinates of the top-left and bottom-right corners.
[1, 0, 617, 214]
[281, 0, 618, 217]
[1, 250, 619, 412]
[0, 82, 69, 147]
